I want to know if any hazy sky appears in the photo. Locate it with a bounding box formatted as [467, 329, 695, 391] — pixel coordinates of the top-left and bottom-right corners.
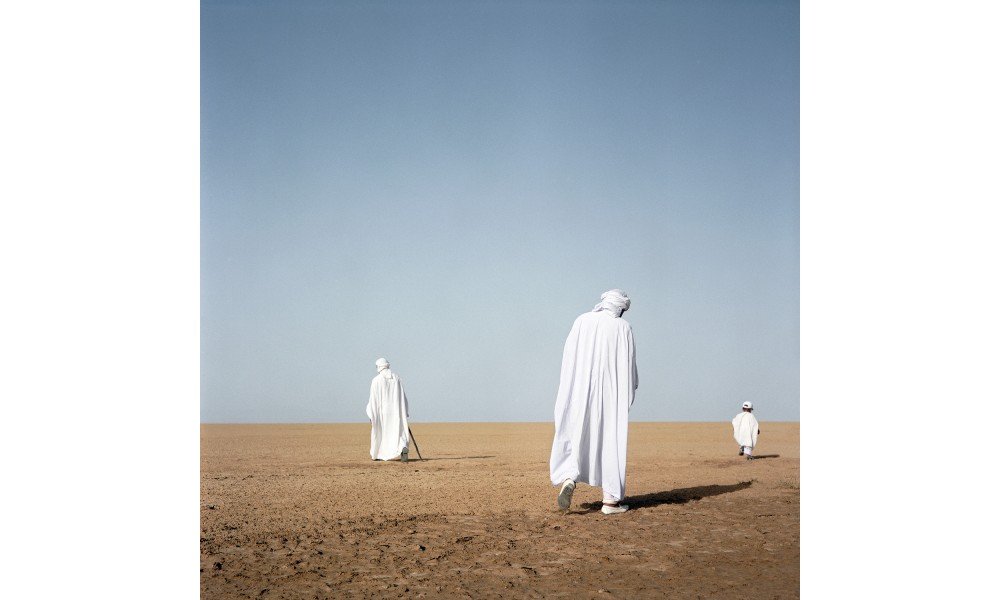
[201, 0, 799, 423]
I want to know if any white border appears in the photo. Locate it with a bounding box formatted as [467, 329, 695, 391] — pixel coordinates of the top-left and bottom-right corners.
[2, 2, 199, 597]
[803, 0, 999, 595]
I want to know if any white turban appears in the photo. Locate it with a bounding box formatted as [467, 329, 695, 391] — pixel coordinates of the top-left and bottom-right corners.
[742, 401, 753, 409]
[375, 358, 390, 372]
[592, 289, 631, 316]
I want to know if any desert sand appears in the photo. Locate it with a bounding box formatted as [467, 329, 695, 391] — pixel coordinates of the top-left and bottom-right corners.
[201, 422, 799, 598]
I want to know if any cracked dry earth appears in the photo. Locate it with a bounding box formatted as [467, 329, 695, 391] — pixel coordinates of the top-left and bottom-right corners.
[201, 422, 799, 598]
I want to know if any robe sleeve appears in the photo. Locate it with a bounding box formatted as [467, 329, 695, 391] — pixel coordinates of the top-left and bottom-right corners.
[400, 379, 409, 418]
[553, 318, 583, 418]
[366, 379, 375, 420]
[629, 327, 638, 392]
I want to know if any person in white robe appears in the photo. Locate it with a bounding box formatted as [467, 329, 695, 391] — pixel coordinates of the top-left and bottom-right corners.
[732, 401, 760, 460]
[366, 358, 411, 461]
[550, 289, 638, 515]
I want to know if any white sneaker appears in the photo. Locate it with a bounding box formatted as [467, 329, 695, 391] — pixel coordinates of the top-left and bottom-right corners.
[601, 503, 629, 515]
[557, 480, 576, 509]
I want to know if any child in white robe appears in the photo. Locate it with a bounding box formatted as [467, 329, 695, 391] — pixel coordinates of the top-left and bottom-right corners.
[732, 402, 760, 460]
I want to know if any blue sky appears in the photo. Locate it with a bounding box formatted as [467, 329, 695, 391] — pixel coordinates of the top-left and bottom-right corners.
[201, 0, 799, 423]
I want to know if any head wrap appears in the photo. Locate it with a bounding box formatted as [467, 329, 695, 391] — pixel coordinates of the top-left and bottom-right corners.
[592, 289, 631, 316]
[742, 401, 753, 409]
[375, 358, 390, 372]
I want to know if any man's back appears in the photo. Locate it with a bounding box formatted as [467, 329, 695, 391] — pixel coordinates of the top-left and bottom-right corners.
[554, 311, 637, 418]
[369, 371, 401, 408]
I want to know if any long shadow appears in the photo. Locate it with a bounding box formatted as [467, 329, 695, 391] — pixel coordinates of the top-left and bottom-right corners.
[750, 454, 780, 460]
[415, 455, 496, 462]
[579, 480, 753, 512]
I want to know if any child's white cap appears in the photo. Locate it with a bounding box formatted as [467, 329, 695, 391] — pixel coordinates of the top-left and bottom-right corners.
[742, 401, 753, 409]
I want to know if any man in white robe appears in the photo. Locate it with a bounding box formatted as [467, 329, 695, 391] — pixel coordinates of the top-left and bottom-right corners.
[366, 358, 411, 461]
[550, 289, 638, 515]
[732, 401, 760, 460]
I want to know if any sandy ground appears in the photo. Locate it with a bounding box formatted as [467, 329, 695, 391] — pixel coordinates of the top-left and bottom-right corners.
[201, 422, 799, 599]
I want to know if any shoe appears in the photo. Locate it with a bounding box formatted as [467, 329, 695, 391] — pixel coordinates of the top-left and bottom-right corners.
[401, 448, 409, 463]
[738, 447, 744, 456]
[601, 503, 629, 515]
[557, 480, 576, 509]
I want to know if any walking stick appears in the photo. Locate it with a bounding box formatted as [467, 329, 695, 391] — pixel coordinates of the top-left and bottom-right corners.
[407, 427, 424, 460]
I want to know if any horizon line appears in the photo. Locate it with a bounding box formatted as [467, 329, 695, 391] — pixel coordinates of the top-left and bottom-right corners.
[200, 420, 800, 425]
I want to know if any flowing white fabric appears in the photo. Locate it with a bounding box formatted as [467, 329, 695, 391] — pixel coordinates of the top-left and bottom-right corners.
[366, 369, 410, 460]
[732, 412, 759, 449]
[549, 308, 638, 502]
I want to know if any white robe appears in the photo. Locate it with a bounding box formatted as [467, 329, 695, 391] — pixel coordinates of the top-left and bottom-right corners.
[549, 309, 638, 501]
[732, 412, 759, 448]
[366, 369, 410, 460]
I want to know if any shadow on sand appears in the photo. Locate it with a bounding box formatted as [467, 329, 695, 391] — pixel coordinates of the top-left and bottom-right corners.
[414, 455, 496, 462]
[750, 454, 780, 460]
[578, 480, 753, 512]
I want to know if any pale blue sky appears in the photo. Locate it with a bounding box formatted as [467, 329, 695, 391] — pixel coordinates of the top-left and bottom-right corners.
[201, 0, 799, 423]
